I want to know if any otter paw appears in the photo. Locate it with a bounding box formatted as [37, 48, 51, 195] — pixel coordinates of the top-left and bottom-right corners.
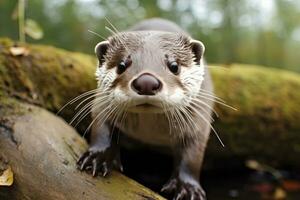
[161, 177, 206, 200]
[77, 148, 122, 177]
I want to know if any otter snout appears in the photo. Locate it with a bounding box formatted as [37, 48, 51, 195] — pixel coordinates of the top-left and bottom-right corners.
[131, 73, 162, 95]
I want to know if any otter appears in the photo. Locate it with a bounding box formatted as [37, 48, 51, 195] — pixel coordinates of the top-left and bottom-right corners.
[77, 18, 217, 200]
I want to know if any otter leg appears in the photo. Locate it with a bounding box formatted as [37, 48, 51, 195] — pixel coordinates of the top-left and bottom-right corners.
[162, 138, 207, 200]
[77, 123, 122, 177]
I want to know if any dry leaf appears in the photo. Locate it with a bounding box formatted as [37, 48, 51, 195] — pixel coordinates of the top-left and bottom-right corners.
[245, 160, 262, 170]
[9, 46, 30, 56]
[0, 166, 14, 186]
[273, 187, 287, 199]
[282, 180, 300, 191]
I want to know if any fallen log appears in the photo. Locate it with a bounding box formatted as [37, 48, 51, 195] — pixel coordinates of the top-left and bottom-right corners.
[208, 64, 300, 168]
[1, 37, 300, 198]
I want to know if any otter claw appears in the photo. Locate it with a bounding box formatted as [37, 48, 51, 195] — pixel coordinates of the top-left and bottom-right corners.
[161, 178, 177, 193]
[162, 177, 206, 200]
[101, 162, 109, 177]
[92, 159, 99, 176]
[77, 148, 122, 177]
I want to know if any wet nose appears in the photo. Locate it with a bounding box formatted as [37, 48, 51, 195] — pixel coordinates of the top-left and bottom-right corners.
[132, 73, 162, 95]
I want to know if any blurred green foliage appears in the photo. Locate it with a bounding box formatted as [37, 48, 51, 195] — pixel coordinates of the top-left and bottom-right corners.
[1, 0, 300, 72]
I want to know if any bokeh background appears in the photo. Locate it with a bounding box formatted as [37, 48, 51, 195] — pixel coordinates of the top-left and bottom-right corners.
[1, 0, 300, 72]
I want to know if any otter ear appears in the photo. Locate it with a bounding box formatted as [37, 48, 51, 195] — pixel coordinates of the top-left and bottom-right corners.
[95, 41, 109, 65]
[190, 39, 205, 65]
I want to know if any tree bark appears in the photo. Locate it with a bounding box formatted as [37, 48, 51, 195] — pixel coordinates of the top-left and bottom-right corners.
[0, 101, 164, 200]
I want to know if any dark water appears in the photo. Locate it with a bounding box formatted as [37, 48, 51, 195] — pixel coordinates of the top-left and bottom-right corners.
[121, 148, 300, 200]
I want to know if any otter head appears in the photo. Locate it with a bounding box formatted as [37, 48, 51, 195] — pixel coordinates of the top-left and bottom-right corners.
[94, 31, 205, 114]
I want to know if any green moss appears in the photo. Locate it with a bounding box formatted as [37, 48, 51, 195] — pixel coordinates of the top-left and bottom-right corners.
[211, 64, 300, 118]
[208, 64, 300, 167]
[0, 37, 14, 47]
[0, 94, 26, 117]
[0, 38, 97, 113]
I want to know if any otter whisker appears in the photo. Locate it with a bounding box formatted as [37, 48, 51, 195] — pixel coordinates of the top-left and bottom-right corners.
[184, 105, 212, 141]
[72, 101, 95, 126]
[176, 108, 196, 142]
[113, 103, 128, 144]
[168, 108, 181, 135]
[68, 89, 101, 103]
[173, 107, 186, 141]
[189, 104, 225, 147]
[63, 93, 110, 122]
[170, 109, 181, 137]
[199, 88, 227, 103]
[179, 106, 202, 140]
[104, 25, 125, 44]
[105, 26, 118, 36]
[175, 107, 191, 146]
[195, 94, 237, 111]
[118, 102, 129, 132]
[188, 102, 215, 122]
[75, 92, 110, 110]
[116, 105, 128, 144]
[104, 17, 120, 35]
[104, 17, 130, 51]
[87, 29, 107, 41]
[110, 104, 125, 138]
[83, 101, 118, 138]
[73, 97, 112, 128]
[79, 95, 114, 131]
[105, 26, 129, 51]
[180, 105, 207, 139]
[188, 98, 219, 117]
[96, 99, 125, 128]
[198, 91, 226, 103]
[56, 88, 101, 115]
[182, 84, 223, 112]
[81, 105, 111, 138]
[161, 101, 173, 136]
[174, 107, 186, 135]
[159, 97, 171, 132]
[93, 101, 118, 128]
[70, 94, 111, 126]
[104, 17, 129, 50]
[199, 88, 215, 95]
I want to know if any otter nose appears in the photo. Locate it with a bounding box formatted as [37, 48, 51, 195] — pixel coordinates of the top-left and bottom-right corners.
[132, 73, 162, 95]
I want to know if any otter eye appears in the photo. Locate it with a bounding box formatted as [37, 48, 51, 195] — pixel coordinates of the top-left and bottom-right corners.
[117, 61, 126, 74]
[117, 56, 132, 74]
[168, 61, 180, 75]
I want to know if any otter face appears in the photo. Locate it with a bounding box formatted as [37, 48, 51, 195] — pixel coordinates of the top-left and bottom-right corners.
[94, 31, 205, 114]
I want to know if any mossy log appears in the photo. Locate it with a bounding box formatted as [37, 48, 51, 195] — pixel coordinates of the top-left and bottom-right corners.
[208, 64, 300, 168]
[1, 38, 300, 198]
